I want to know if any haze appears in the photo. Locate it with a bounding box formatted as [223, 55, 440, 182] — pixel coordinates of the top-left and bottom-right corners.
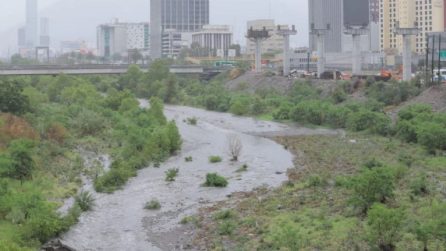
[0, 0, 308, 57]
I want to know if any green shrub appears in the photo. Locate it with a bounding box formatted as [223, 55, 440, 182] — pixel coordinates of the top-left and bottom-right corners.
[180, 216, 198, 225]
[209, 156, 222, 163]
[217, 221, 236, 235]
[348, 166, 395, 213]
[236, 164, 248, 172]
[346, 110, 392, 135]
[94, 165, 135, 193]
[366, 203, 405, 251]
[144, 199, 161, 210]
[410, 174, 430, 196]
[165, 168, 179, 182]
[213, 209, 236, 220]
[186, 117, 198, 125]
[272, 103, 292, 120]
[185, 156, 193, 162]
[204, 173, 228, 187]
[74, 191, 95, 212]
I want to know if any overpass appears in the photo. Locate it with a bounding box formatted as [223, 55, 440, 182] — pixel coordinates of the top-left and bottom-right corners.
[0, 64, 227, 79]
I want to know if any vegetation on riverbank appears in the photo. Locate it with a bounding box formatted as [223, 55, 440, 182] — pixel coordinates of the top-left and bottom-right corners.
[0, 70, 181, 249]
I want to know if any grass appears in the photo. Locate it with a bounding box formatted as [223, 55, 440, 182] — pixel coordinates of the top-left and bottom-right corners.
[209, 156, 222, 163]
[165, 168, 179, 182]
[203, 173, 228, 187]
[144, 199, 161, 210]
[74, 191, 95, 212]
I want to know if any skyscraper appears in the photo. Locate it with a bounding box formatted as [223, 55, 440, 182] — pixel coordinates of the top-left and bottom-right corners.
[150, 0, 210, 58]
[308, 0, 343, 53]
[26, 0, 38, 48]
[40, 17, 50, 47]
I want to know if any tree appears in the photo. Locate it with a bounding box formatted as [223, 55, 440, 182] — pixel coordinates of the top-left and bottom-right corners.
[228, 135, 242, 161]
[0, 80, 30, 115]
[163, 75, 179, 103]
[367, 203, 405, 251]
[8, 139, 35, 184]
[146, 59, 170, 83]
[348, 166, 395, 214]
[166, 121, 182, 153]
[148, 97, 167, 125]
[129, 49, 143, 64]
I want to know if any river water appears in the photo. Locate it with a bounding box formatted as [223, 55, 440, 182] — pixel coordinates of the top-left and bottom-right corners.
[61, 104, 335, 251]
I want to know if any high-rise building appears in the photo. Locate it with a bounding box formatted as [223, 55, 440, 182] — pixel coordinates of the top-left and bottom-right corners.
[97, 21, 150, 58]
[308, 0, 343, 53]
[26, 0, 38, 48]
[40, 17, 50, 47]
[192, 25, 233, 56]
[150, 0, 210, 58]
[379, 0, 445, 55]
[246, 20, 285, 55]
[18, 27, 27, 48]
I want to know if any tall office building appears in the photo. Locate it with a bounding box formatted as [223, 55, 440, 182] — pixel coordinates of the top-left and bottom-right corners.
[150, 0, 210, 58]
[379, 0, 445, 55]
[18, 27, 27, 48]
[308, 0, 343, 53]
[40, 17, 50, 47]
[192, 25, 233, 56]
[26, 0, 38, 48]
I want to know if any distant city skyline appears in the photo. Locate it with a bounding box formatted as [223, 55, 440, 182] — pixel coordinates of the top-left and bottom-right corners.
[0, 0, 308, 58]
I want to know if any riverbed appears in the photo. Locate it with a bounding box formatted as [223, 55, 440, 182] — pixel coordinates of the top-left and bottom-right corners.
[61, 104, 335, 251]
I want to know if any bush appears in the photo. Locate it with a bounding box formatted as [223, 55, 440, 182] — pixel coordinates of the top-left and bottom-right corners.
[204, 173, 228, 187]
[209, 156, 222, 163]
[144, 199, 161, 210]
[185, 156, 193, 162]
[214, 209, 236, 220]
[218, 221, 236, 235]
[165, 168, 179, 182]
[410, 174, 430, 196]
[346, 110, 392, 135]
[236, 164, 248, 172]
[186, 117, 198, 125]
[272, 103, 292, 120]
[74, 191, 95, 212]
[348, 166, 395, 213]
[94, 165, 135, 193]
[366, 203, 405, 251]
[0, 80, 30, 115]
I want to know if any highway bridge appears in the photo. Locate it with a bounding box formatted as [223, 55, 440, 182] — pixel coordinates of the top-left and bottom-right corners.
[0, 64, 227, 79]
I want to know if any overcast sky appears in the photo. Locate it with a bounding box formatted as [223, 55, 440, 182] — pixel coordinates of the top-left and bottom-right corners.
[0, 0, 308, 57]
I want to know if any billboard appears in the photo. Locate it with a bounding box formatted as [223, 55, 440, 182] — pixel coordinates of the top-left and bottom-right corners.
[343, 0, 370, 28]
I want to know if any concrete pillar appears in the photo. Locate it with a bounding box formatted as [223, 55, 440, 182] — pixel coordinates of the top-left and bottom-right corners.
[255, 39, 262, 73]
[283, 35, 291, 76]
[352, 34, 361, 75]
[402, 35, 412, 81]
[316, 35, 325, 78]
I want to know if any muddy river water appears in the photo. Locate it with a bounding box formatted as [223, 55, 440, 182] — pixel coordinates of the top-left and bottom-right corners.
[61, 103, 337, 251]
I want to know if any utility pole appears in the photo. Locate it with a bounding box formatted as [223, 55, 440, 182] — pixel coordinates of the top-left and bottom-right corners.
[425, 36, 430, 86]
[246, 26, 272, 73]
[394, 22, 419, 81]
[276, 25, 297, 76]
[438, 34, 442, 85]
[344, 27, 369, 76]
[432, 36, 435, 83]
[310, 23, 330, 78]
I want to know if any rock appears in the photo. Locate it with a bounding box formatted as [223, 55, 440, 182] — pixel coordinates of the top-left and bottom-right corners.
[41, 239, 76, 251]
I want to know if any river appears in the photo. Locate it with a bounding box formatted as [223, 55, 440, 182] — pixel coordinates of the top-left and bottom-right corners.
[61, 103, 336, 251]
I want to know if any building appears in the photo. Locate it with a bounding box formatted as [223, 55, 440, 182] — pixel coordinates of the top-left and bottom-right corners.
[192, 25, 233, 57]
[25, 0, 38, 48]
[40, 17, 50, 47]
[290, 48, 317, 71]
[379, 0, 445, 55]
[97, 21, 150, 58]
[162, 30, 183, 58]
[150, 0, 210, 58]
[308, 0, 343, 53]
[246, 20, 285, 55]
[18, 27, 26, 48]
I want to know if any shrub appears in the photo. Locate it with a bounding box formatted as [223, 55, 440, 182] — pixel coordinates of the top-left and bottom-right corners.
[94, 165, 135, 193]
[348, 166, 395, 213]
[272, 103, 292, 120]
[366, 203, 405, 251]
[410, 174, 430, 196]
[185, 156, 193, 162]
[180, 216, 198, 225]
[228, 135, 242, 161]
[204, 173, 228, 187]
[346, 110, 392, 135]
[209, 156, 222, 163]
[214, 209, 236, 220]
[74, 191, 95, 212]
[165, 168, 179, 182]
[218, 221, 236, 235]
[236, 164, 248, 172]
[186, 117, 198, 125]
[144, 199, 161, 210]
[0, 80, 30, 115]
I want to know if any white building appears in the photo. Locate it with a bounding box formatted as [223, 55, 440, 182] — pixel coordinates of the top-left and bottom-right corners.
[162, 29, 183, 59]
[25, 0, 38, 48]
[246, 20, 285, 55]
[192, 25, 233, 56]
[97, 21, 150, 58]
[40, 17, 50, 47]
